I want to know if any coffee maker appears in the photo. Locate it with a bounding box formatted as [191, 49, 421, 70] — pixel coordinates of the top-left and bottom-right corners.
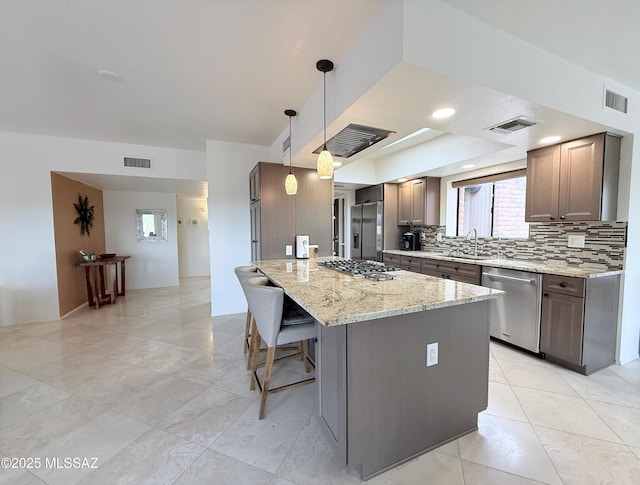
[401, 231, 420, 251]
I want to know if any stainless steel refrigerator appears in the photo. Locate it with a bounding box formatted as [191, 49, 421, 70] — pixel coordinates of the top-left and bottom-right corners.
[351, 201, 383, 261]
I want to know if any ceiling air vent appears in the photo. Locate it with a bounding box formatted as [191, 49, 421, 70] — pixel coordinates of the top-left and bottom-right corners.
[604, 88, 628, 113]
[124, 157, 151, 168]
[487, 117, 536, 135]
[312, 124, 395, 158]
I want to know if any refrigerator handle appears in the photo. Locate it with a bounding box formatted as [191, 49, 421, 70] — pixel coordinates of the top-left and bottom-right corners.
[353, 232, 360, 250]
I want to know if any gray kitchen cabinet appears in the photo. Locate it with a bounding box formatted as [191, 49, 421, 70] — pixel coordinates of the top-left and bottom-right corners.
[397, 177, 440, 226]
[421, 258, 481, 285]
[249, 162, 333, 261]
[540, 273, 620, 374]
[525, 133, 620, 222]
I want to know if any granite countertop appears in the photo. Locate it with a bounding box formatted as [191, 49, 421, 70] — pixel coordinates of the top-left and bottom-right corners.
[252, 259, 504, 327]
[383, 250, 623, 279]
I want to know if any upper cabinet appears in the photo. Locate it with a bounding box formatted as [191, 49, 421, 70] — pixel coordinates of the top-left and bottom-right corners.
[397, 177, 440, 225]
[525, 133, 620, 222]
[249, 165, 261, 203]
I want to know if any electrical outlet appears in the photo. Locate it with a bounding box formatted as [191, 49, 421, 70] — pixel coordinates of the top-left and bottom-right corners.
[567, 234, 585, 248]
[285, 245, 293, 255]
[426, 342, 438, 367]
[436, 233, 443, 242]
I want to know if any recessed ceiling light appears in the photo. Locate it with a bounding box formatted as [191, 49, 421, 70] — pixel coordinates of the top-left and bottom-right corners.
[462, 164, 475, 169]
[383, 128, 431, 149]
[397, 178, 408, 183]
[432, 107, 455, 119]
[540, 135, 561, 144]
[333, 161, 342, 168]
[98, 69, 122, 82]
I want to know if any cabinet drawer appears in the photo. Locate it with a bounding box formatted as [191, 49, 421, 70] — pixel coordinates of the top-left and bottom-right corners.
[420, 258, 442, 272]
[437, 261, 481, 279]
[421, 268, 445, 278]
[400, 256, 422, 270]
[383, 253, 400, 265]
[543, 274, 585, 297]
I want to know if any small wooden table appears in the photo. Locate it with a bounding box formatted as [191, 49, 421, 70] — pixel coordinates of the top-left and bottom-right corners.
[79, 256, 131, 309]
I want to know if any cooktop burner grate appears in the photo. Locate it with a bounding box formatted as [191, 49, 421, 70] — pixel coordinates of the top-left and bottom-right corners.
[318, 259, 402, 279]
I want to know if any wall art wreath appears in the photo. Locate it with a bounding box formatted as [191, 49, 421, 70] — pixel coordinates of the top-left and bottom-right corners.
[73, 194, 95, 236]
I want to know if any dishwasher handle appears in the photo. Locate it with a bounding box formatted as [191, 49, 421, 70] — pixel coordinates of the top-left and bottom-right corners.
[482, 272, 536, 284]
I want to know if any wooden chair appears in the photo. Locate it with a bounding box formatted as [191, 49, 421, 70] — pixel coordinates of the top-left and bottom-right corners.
[243, 276, 316, 420]
[234, 265, 259, 355]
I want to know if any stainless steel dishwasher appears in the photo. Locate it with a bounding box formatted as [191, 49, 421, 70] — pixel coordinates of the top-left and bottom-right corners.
[482, 267, 542, 353]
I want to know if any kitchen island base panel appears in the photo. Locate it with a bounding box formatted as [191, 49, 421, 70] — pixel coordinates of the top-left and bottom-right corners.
[317, 300, 490, 480]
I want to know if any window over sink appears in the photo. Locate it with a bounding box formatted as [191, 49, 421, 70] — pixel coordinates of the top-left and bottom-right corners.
[454, 169, 529, 238]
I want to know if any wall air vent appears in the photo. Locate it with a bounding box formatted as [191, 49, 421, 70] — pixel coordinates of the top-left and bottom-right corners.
[312, 124, 396, 158]
[124, 157, 151, 168]
[487, 117, 537, 135]
[604, 88, 628, 113]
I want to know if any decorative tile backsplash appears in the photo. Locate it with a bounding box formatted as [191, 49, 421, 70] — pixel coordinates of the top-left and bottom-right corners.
[412, 221, 626, 270]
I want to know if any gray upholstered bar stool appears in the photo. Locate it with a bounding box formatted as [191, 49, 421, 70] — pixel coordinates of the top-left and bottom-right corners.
[243, 276, 316, 420]
[234, 265, 259, 355]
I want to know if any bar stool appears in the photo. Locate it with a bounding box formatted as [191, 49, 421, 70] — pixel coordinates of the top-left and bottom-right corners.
[243, 276, 316, 420]
[234, 265, 259, 354]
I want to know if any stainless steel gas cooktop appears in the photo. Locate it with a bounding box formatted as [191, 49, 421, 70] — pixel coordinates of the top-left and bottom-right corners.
[318, 259, 402, 280]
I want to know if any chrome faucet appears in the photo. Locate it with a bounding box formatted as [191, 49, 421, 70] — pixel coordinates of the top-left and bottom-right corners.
[465, 227, 478, 257]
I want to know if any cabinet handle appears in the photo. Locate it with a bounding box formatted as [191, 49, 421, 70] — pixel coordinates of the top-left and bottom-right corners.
[558, 282, 566, 288]
[560, 215, 566, 220]
[543, 293, 549, 297]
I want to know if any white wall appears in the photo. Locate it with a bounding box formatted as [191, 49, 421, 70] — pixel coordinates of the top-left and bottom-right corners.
[207, 140, 270, 316]
[0, 130, 205, 325]
[103, 191, 179, 289]
[177, 198, 210, 277]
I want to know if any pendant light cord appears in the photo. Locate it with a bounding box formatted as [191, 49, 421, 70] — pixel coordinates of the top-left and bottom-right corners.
[289, 115, 293, 174]
[323, 70, 327, 148]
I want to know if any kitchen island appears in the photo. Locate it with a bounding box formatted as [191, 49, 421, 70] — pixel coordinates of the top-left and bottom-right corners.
[253, 259, 504, 480]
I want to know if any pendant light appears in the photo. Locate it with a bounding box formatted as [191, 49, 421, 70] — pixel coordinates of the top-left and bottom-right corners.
[316, 59, 334, 179]
[284, 109, 298, 195]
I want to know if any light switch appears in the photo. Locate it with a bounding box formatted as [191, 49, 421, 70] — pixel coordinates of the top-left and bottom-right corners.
[426, 342, 438, 367]
[567, 234, 585, 248]
[285, 245, 293, 255]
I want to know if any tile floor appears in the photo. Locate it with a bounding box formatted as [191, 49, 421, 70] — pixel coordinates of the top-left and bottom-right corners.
[1, 277, 639, 484]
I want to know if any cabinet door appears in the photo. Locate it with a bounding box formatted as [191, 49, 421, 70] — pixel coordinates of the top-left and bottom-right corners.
[249, 166, 260, 202]
[410, 179, 426, 224]
[540, 291, 584, 365]
[250, 202, 261, 262]
[525, 145, 561, 222]
[558, 134, 604, 221]
[397, 182, 412, 225]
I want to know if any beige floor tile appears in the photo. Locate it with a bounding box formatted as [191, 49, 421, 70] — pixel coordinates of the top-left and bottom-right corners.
[0, 389, 103, 456]
[135, 345, 209, 375]
[77, 429, 204, 485]
[109, 374, 205, 426]
[368, 452, 465, 485]
[37, 323, 106, 343]
[498, 358, 578, 396]
[483, 381, 528, 422]
[276, 417, 362, 485]
[210, 363, 261, 399]
[173, 449, 273, 485]
[513, 386, 622, 443]
[105, 338, 179, 366]
[210, 384, 315, 474]
[213, 332, 245, 356]
[271, 479, 298, 485]
[158, 386, 253, 447]
[434, 439, 460, 458]
[171, 351, 244, 386]
[20, 351, 105, 386]
[535, 425, 640, 485]
[0, 453, 45, 484]
[631, 446, 640, 460]
[488, 355, 508, 384]
[609, 359, 640, 391]
[0, 365, 41, 399]
[461, 460, 548, 484]
[560, 367, 640, 408]
[587, 399, 640, 447]
[0, 382, 70, 422]
[30, 411, 150, 485]
[458, 414, 562, 485]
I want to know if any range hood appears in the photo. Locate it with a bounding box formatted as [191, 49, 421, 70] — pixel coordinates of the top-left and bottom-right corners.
[312, 123, 395, 158]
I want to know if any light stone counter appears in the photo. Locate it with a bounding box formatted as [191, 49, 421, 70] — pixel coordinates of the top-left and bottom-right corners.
[383, 249, 623, 279]
[252, 258, 504, 327]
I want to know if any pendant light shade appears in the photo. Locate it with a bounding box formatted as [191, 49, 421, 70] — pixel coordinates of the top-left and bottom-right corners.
[316, 59, 334, 180]
[284, 109, 298, 195]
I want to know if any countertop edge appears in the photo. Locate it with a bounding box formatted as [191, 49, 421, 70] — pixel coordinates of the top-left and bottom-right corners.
[383, 250, 623, 279]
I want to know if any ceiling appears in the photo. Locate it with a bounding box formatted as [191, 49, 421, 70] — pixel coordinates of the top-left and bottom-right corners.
[2, 0, 639, 196]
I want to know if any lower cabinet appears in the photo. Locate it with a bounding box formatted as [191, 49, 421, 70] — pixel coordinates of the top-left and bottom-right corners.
[421, 258, 481, 285]
[540, 274, 620, 375]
